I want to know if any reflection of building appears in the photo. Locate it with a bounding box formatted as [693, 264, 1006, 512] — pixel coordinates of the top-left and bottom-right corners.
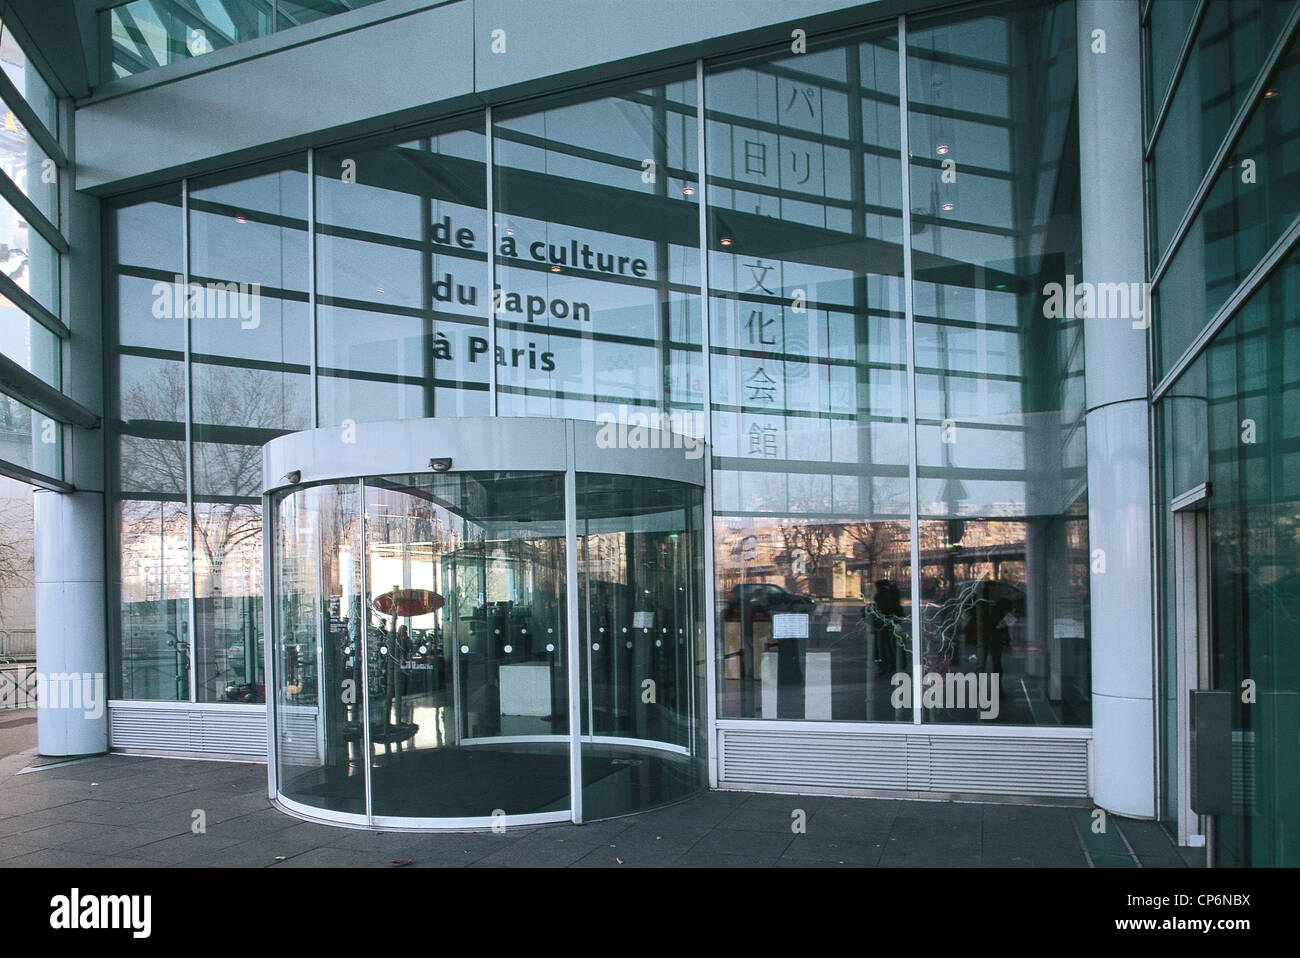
[3, 0, 1296, 862]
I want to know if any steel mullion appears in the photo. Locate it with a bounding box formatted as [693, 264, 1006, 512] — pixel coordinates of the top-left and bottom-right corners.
[182, 178, 198, 706]
[307, 148, 319, 427]
[564, 431, 583, 823]
[358, 477, 373, 823]
[485, 107, 498, 416]
[696, 56, 720, 785]
[898, 15, 922, 727]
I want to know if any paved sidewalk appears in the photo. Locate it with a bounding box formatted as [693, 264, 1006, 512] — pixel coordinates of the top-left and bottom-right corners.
[0, 740, 1197, 868]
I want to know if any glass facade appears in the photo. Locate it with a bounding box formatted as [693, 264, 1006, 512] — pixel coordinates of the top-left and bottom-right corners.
[101, 0, 388, 82]
[0, 19, 66, 491]
[105, 0, 1090, 733]
[1149, 0, 1300, 867]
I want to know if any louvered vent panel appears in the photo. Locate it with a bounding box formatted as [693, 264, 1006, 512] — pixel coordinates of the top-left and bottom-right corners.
[110, 705, 267, 756]
[720, 728, 1090, 798]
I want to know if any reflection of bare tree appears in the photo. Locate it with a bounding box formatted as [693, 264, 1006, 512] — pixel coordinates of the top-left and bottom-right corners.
[120, 362, 306, 599]
[778, 522, 837, 590]
[0, 492, 32, 629]
[843, 521, 905, 593]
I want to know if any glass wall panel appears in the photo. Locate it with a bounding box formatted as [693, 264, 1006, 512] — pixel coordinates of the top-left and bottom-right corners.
[0, 92, 57, 225]
[316, 121, 489, 424]
[0, 189, 58, 313]
[1149, 0, 1296, 264]
[0, 298, 58, 388]
[708, 28, 915, 721]
[277, 1, 386, 31]
[493, 72, 701, 424]
[1153, 35, 1300, 379]
[908, 0, 1089, 725]
[1201, 249, 1300, 867]
[0, 24, 56, 133]
[110, 185, 188, 702]
[102, 0, 273, 81]
[1145, 0, 1200, 130]
[189, 158, 312, 703]
[1156, 249, 1300, 865]
[0, 390, 59, 476]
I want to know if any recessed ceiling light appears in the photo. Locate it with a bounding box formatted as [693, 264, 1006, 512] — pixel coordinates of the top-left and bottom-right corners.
[936, 144, 950, 155]
[720, 237, 733, 246]
[550, 265, 562, 272]
[682, 185, 695, 195]
[941, 202, 954, 211]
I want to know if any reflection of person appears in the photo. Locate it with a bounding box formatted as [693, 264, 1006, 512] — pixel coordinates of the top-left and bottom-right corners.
[971, 578, 1012, 676]
[870, 579, 903, 677]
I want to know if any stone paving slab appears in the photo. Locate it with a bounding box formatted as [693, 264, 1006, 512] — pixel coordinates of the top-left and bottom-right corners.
[0, 744, 1195, 868]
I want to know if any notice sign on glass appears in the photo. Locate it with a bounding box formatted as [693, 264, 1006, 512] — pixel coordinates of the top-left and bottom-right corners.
[632, 611, 655, 629]
[771, 613, 810, 639]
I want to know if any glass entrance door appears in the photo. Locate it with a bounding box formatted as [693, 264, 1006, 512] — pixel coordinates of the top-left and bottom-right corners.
[266, 423, 710, 830]
[360, 471, 570, 823]
[576, 473, 706, 820]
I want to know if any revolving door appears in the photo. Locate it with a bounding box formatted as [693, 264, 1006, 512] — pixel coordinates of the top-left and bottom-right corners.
[264, 418, 707, 829]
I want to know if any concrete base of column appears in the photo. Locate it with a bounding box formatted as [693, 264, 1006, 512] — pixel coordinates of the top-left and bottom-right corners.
[34, 490, 109, 757]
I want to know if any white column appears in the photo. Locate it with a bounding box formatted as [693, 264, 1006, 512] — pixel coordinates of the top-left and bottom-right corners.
[1077, 0, 1156, 818]
[36, 135, 108, 757]
[34, 490, 109, 755]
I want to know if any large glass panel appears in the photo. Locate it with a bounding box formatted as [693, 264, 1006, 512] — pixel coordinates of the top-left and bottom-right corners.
[0, 92, 57, 225]
[908, 0, 1089, 725]
[0, 189, 58, 314]
[110, 185, 188, 702]
[1145, 0, 1200, 130]
[1153, 35, 1300, 379]
[1149, 0, 1296, 264]
[189, 158, 312, 704]
[0, 24, 57, 134]
[0, 390, 60, 477]
[363, 472, 569, 820]
[1201, 248, 1300, 867]
[577, 473, 706, 819]
[102, 0, 274, 81]
[0, 298, 58, 388]
[492, 71, 701, 423]
[707, 28, 914, 720]
[315, 119, 489, 424]
[276, 0, 386, 31]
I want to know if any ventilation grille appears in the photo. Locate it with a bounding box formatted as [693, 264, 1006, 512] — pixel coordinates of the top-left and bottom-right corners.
[278, 707, 322, 762]
[1232, 731, 1256, 814]
[110, 704, 267, 756]
[719, 728, 1090, 797]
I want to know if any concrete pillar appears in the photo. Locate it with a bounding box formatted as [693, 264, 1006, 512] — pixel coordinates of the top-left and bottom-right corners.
[1077, 0, 1156, 818]
[34, 491, 108, 755]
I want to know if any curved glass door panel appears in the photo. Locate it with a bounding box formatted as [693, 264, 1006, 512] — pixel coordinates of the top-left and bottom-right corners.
[577, 473, 706, 819]
[272, 481, 366, 816]
[362, 472, 570, 820]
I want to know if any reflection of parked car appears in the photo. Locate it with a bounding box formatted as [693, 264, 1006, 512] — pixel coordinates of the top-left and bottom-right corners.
[724, 582, 816, 618]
